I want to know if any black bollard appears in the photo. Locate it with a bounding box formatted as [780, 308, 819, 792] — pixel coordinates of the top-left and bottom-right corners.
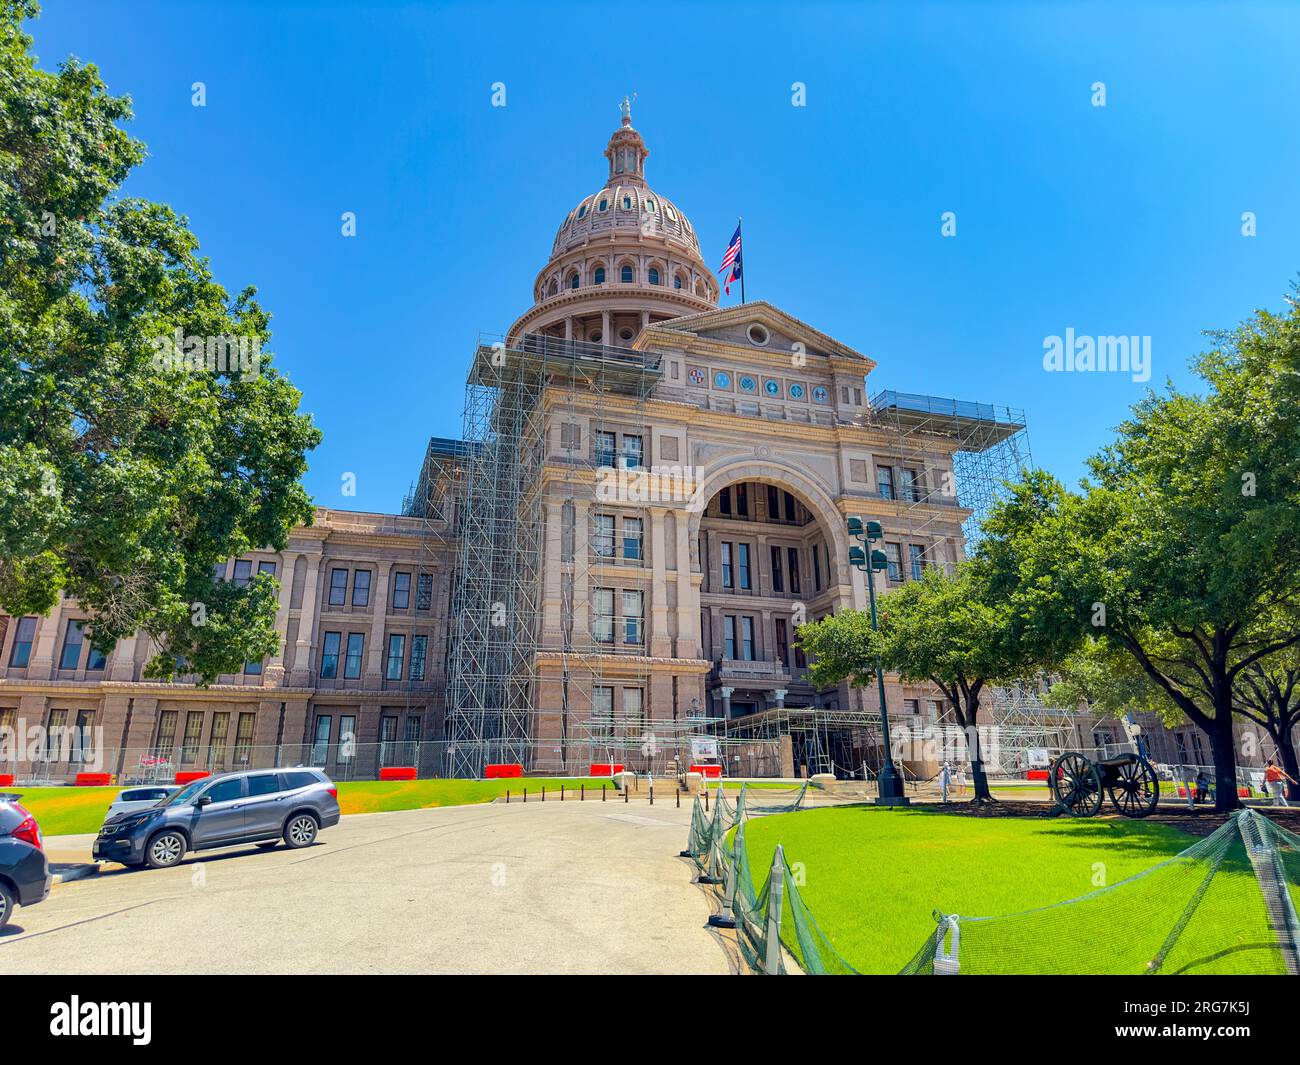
[581, 784, 585, 801]
[506, 790, 510, 804]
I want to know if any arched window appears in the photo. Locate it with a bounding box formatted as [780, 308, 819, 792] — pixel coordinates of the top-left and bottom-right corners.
[569, 272, 580, 290]
[598, 198, 608, 212]
[648, 267, 661, 286]
[645, 198, 656, 212]
[547, 278, 558, 297]
[594, 266, 606, 284]
[577, 204, 587, 219]
[620, 264, 634, 283]
[674, 273, 684, 290]
[622, 195, 632, 209]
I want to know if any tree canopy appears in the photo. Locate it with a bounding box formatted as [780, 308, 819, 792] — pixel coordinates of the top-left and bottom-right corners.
[0, 2, 321, 681]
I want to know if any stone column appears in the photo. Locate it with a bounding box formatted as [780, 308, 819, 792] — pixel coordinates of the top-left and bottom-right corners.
[573, 501, 591, 642]
[264, 549, 299, 687]
[719, 685, 734, 720]
[649, 507, 671, 657]
[108, 632, 139, 682]
[365, 560, 394, 682]
[542, 501, 563, 649]
[600, 309, 611, 343]
[674, 510, 696, 656]
[28, 596, 65, 680]
[773, 688, 787, 709]
[564, 316, 573, 341]
[291, 551, 324, 686]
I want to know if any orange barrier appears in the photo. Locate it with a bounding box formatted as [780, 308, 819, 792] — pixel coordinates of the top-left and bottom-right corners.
[690, 764, 722, 779]
[1026, 769, 1049, 781]
[75, 772, 112, 787]
[589, 763, 624, 777]
[379, 766, 417, 781]
[0, 774, 13, 787]
[174, 771, 210, 785]
[484, 763, 523, 779]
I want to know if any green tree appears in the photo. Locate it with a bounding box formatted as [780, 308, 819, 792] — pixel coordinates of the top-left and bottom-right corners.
[0, 2, 321, 681]
[984, 295, 1300, 812]
[1233, 647, 1300, 802]
[799, 560, 1064, 802]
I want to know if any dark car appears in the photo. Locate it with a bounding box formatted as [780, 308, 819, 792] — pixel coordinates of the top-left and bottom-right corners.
[93, 767, 341, 869]
[0, 793, 51, 929]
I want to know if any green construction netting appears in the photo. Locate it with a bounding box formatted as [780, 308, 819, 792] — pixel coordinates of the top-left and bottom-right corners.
[900, 809, 1300, 975]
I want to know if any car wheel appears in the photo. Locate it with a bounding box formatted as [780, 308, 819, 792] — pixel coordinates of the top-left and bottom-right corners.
[145, 830, 187, 869]
[255, 841, 279, 850]
[283, 813, 319, 849]
[0, 881, 14, 930]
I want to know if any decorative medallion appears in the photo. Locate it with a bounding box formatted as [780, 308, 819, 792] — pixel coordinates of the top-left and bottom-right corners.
[812, 386, 830, 404]
[763, 378, 781, 397]
[789, 383, 806, 400]
[739, 375, 757, 393]
[688, 367, 706, 386]
[713, 371, 732, 389]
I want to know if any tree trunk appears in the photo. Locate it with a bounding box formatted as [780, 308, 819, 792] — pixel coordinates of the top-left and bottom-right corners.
[960, 699, 995, 803]
[1208, 712, 1240, 813]
[1273, 724, 1300, 802]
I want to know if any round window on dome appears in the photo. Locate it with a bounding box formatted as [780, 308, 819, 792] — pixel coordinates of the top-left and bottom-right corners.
[619, 329, 635, 342]
[748, 324, 770, 346]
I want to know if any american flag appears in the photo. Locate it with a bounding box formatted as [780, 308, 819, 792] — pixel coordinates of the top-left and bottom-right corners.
[719, 222, 742, 295]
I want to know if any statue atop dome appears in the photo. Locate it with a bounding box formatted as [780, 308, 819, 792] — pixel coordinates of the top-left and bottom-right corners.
[620, 93, 636, 127]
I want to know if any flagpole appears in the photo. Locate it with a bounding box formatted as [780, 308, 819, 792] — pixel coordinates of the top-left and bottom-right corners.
[738, 216, 745, 303]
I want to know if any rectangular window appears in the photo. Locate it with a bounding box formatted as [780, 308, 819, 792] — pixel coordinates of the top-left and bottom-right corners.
[181, 711, 204, 765]
[59, 619, 85, 670]
[622, 517, 643, 561]
[212, 561, 227, 582]
[593, 588, 615, 644]
[721, 542, 734, 589]
[404, 715, 422, 743]
[740, 616, 755, 661]
[724, 615, 737, 660]
[788, 548, 801, 595]
[8, 617, 36, 667]
[344, 633, 365, 678]
[898, 467, 919, 503]
[155, 710, 179, 758]
[623, 687, 644, 733]
[767, 485, 779, 520]
[386, 634, 406, 680]
[593, 686, 614, 741]
[244, 657, 262, 675]
[416, 573, 433, 611]
[232, 559, 252, 588]
[338, 715, 356, 763]
[784, 492, 797, 523]
[311, 715, 332, 766]
[258, 560, 277, 577]
[735, 483, 749, 517]
[45, 708, 67, 759]
[719, 487, 731, 515]
[71, 709, 94, 763]
[410, 635, 427, 681]
[877, 466, 895, 501]
[621, 434, 643, 470]
[770, 546, 784, 593]
[593, 514, 615, 558]
[885, 542, 903, 581]
[209, 712, 230, 769]
[595, 430, 617, 468]
[775, 618, 789, 666]
[233, 712, 256, 766]
[328, 568, 348, 606]
[622, 590, 644, 645]
[379, 715, 398, 764]
[909, 544, 925, 581]
[320, 631, 341, 678]
[393, 571, 411, 610]
[794, 638, 807, 670]
[737, 542, 751, 590]
[86, 641, 108, 671]
[813, 544, 822, 591]
[351, 569, 371, 607]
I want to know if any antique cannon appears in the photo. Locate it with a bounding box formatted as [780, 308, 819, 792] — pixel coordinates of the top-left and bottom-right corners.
[1049, 751, 1160, 818]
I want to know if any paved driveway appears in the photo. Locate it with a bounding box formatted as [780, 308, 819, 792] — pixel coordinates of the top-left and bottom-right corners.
[0, 799, 730, 974]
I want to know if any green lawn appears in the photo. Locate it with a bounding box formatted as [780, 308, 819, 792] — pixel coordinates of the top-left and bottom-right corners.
[8, 777, 617, 836]
[742, 806, 1290, 975]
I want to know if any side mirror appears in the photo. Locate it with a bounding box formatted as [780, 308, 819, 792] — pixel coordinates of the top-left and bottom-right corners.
[196, 794, 212, 808]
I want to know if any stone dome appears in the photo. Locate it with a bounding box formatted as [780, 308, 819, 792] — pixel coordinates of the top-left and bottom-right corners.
[510, 101, 718, 344]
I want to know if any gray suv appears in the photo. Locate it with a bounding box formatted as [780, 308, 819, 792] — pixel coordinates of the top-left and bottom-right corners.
[93, 768, 341, 869]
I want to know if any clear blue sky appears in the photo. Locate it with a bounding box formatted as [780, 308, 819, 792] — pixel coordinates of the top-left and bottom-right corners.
[26, 1, 1300, 513]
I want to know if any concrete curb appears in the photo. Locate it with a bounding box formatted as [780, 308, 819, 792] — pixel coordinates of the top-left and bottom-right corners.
[51, 862, 100, 886]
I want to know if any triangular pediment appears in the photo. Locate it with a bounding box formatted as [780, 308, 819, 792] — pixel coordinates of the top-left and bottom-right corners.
[637, 300, 874, 368]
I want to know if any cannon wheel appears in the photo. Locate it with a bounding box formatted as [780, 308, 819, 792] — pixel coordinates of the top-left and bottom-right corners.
[1050, 753, 1103, 817]
[1106, 757, 1160, 817]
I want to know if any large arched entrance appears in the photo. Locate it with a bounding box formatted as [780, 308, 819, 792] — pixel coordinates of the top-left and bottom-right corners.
[687, 461, 860, 775]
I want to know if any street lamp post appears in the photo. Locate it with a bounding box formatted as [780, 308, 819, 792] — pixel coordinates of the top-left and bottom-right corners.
[848, 517, 910, 806]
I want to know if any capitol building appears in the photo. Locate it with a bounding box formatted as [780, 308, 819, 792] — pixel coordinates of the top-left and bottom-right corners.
[1, 107, 1113, 784]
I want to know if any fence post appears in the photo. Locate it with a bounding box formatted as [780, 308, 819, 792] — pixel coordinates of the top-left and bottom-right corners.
[506, 790, 510, 804]
[581, 784, 585, 801]
[763, 844, 786, 975]
[708, 824, 741, 929]
[649, 774, 654, 806]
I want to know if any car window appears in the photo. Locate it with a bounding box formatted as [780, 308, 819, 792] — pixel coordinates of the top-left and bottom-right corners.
[280, 771, 321, 791]
[162, 779, 209, 807]
[204, 778, 244, 804]
[247, 774, 281, 797]
[120, 789, 147, 802]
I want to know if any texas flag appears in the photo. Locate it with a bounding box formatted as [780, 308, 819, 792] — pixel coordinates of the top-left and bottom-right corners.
[719, 222, 742, 295]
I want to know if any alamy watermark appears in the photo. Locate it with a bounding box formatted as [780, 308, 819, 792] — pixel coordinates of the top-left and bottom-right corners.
[1042, 328, 1150, 383]
[150, 327, 262, 379]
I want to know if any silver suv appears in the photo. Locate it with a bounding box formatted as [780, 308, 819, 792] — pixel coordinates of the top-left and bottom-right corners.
[93, 768, 341, 869]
